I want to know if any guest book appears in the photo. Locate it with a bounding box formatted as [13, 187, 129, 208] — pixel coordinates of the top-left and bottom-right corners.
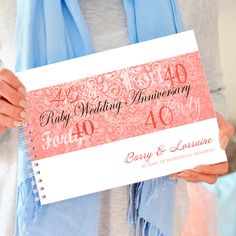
[18, 31, 226, 205]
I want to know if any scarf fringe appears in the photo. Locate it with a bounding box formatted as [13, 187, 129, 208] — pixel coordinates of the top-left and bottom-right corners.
[16, 128, 42, 234]
[146, 177, 177, 206]
[128, 177, 177, 236]
[128, 182, 144, 225]
[135, 217, 166, 236]
[16, 178, 41, 235]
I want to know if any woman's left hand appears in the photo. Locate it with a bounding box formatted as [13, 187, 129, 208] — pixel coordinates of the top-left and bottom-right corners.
[171, 112, 235, 184]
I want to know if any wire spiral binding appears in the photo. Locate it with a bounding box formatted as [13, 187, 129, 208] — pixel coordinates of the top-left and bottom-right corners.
[19, 124, 46, 202]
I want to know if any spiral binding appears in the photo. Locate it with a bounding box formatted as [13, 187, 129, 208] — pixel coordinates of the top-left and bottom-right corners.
[19, 124, 46, 202]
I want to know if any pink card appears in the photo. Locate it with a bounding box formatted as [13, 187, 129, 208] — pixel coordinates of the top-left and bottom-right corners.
[18, 31, 226, 205]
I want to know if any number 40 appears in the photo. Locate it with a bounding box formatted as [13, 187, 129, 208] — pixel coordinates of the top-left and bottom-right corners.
[164, 63, 187, 86]
[72, 120, 95, 138]
[145, 106, 173, 128]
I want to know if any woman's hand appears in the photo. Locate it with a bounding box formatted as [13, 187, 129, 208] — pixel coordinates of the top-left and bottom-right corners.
[0, 68, 28, 135]
[171, 112, 235, 184]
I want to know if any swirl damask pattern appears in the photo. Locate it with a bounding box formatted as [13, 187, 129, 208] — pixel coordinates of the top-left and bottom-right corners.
[23, 52, 216, 160]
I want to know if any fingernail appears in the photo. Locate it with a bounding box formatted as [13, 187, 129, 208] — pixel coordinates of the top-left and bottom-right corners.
[20, 111, 29, 119]
[18, 87, 27, 96]
[220, 136, 229, 150]
[13, 121, 23, 127]
[19, 99, 28, 109]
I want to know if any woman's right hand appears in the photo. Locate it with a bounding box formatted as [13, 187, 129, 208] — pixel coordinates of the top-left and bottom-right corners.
[0, 68, 28, 135]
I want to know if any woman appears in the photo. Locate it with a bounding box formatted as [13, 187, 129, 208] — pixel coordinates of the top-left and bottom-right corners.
[0, 0, 234, 235]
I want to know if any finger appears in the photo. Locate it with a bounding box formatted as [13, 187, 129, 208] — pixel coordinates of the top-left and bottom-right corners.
[172, 170, 217, 184]
[0, 80, 27, 108]
[0, 113, 23, 128]
[193, 162, 229, 175]
[216, 113, 235, 149]
[178, 175, 217, 184]
[0, 99, 28, 121]
[0, 68, 26, 94]
[0, 126, 6, 135]
[220, 136, 230, 150]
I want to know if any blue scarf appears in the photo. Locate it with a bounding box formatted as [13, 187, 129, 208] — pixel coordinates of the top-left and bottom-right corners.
[15, 1, 183, 235]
